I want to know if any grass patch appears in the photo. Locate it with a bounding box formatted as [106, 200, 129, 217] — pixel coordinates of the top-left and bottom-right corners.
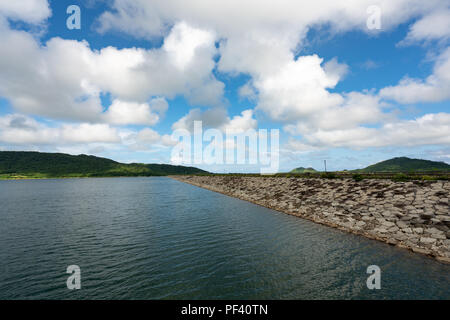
[320, 172, 337, 179]
[352, 174, 364, 182]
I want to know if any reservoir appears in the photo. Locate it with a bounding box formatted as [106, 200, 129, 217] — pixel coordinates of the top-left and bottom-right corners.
[0, 177, 448, 299]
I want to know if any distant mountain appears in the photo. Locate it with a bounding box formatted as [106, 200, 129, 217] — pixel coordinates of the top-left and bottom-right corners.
[356, 157, 450, 173]
[290, 166, 317, 173]
[0, 151, 208, 178]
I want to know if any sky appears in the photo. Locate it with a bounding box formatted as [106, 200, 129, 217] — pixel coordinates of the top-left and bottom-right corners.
[0, 0, 449, 172]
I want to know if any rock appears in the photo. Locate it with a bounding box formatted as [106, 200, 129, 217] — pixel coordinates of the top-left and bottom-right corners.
[355, 221, 366, 227]
[420, 237, 437, 244]
[434, 225, 449, 232]
[387, 239, 398, 245]
[395, 234, 407, 241]
[436, 256, 450, 264]
[389, 226, 399, 233]
[425, 227, 445, 236]
[413, 228, 423, 234]
[412, 247, 431, 255]
[436, 205, 448, 213]
[420, 212, 435, 219]
[396, 221, 409, 229]
[381, 221, 396, 227]
[437, 215, 450, 222]
[341, 222, 354, 229]
[411, 218, 426, 225]
[430, 218, 443, 225]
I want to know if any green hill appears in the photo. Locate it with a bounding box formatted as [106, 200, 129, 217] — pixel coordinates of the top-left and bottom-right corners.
[0, 151, 208, 179]
[356, 157, 450, 173]
[290, 167, 317, 173]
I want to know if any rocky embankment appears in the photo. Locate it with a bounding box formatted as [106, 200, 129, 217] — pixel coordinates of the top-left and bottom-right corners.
[171, 176, 450, 263]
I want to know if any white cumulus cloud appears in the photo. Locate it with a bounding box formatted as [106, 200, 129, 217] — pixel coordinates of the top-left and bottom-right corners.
[402, 8, 450, 44]
[172, 108, 257, 134]
[380, 47, 450, 104]
[0, 20, 223, 124]
[287, 113, 450, 150]
[0, 114, 120, 145]
[0, 0, 51, 24]
[102, 99, 161, 126]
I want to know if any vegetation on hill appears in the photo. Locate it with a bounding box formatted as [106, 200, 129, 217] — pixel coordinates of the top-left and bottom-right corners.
[290, 167, 317, 173]
[278, 157, 449, 181]
[2, 152, 448, 181]
[355, 157, 450, 173]
[0, 151, 208, 179]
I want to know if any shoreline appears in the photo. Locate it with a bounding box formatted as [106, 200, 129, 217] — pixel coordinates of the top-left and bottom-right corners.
[0, 175, 167, 181]
[170, 175, 450, 264]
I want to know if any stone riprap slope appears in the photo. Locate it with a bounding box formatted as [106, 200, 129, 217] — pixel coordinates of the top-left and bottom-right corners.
[172, 176, 450, 263]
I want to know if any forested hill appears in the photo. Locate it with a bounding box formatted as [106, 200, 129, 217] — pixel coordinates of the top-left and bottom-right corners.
[357, 157, 450, 173]
[0, 151, 208, 178]
[290, 167, 317, 173]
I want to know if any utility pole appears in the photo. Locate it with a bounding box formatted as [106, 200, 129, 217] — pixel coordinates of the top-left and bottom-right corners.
[324, 160, 327, 172]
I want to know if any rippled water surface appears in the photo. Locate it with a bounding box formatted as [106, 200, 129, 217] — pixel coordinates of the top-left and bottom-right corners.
[0, 177, 449, 299]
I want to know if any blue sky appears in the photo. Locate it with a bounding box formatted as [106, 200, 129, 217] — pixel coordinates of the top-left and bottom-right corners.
[0, 0, 449, 172]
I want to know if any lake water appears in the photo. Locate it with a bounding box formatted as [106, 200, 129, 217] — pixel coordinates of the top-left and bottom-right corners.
[0, 177, 448, 299]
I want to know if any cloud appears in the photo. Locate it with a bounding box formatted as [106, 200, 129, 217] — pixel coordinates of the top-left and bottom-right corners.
[95, 1, 448, 87]
[284, 92, 385, 134]
[0, 114, 120, 145]
[94, 1, 449, 118]
[323, 57, 349, 82]
[360, 59, 379, 70]
[238, 82, 257, 101]
[96, 0, 166, 39]
[254, 55, 347, 122]
[402, 8, 450, 44]
[61, 123, 120, 144]
[2, 0, 450, 161]
[148, 97, 169, 115]
[95, 1, 449, 101]
[221, 109, 257, 134]
[102, 99, 161, 126]
[127, 128, 177, 151]
[0, 20, 223, 124]
[97, 1, 446, 41]
[0, 0, 51, 24]
[287, 113, 450, 150]
[428, 147, 450, 161]
[172, 108, 257, 134]
[99, 21, 224, 106]
[172, 107, 228, 132]
[379, 47, 450, 103]
[136, 128, 162, 144]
